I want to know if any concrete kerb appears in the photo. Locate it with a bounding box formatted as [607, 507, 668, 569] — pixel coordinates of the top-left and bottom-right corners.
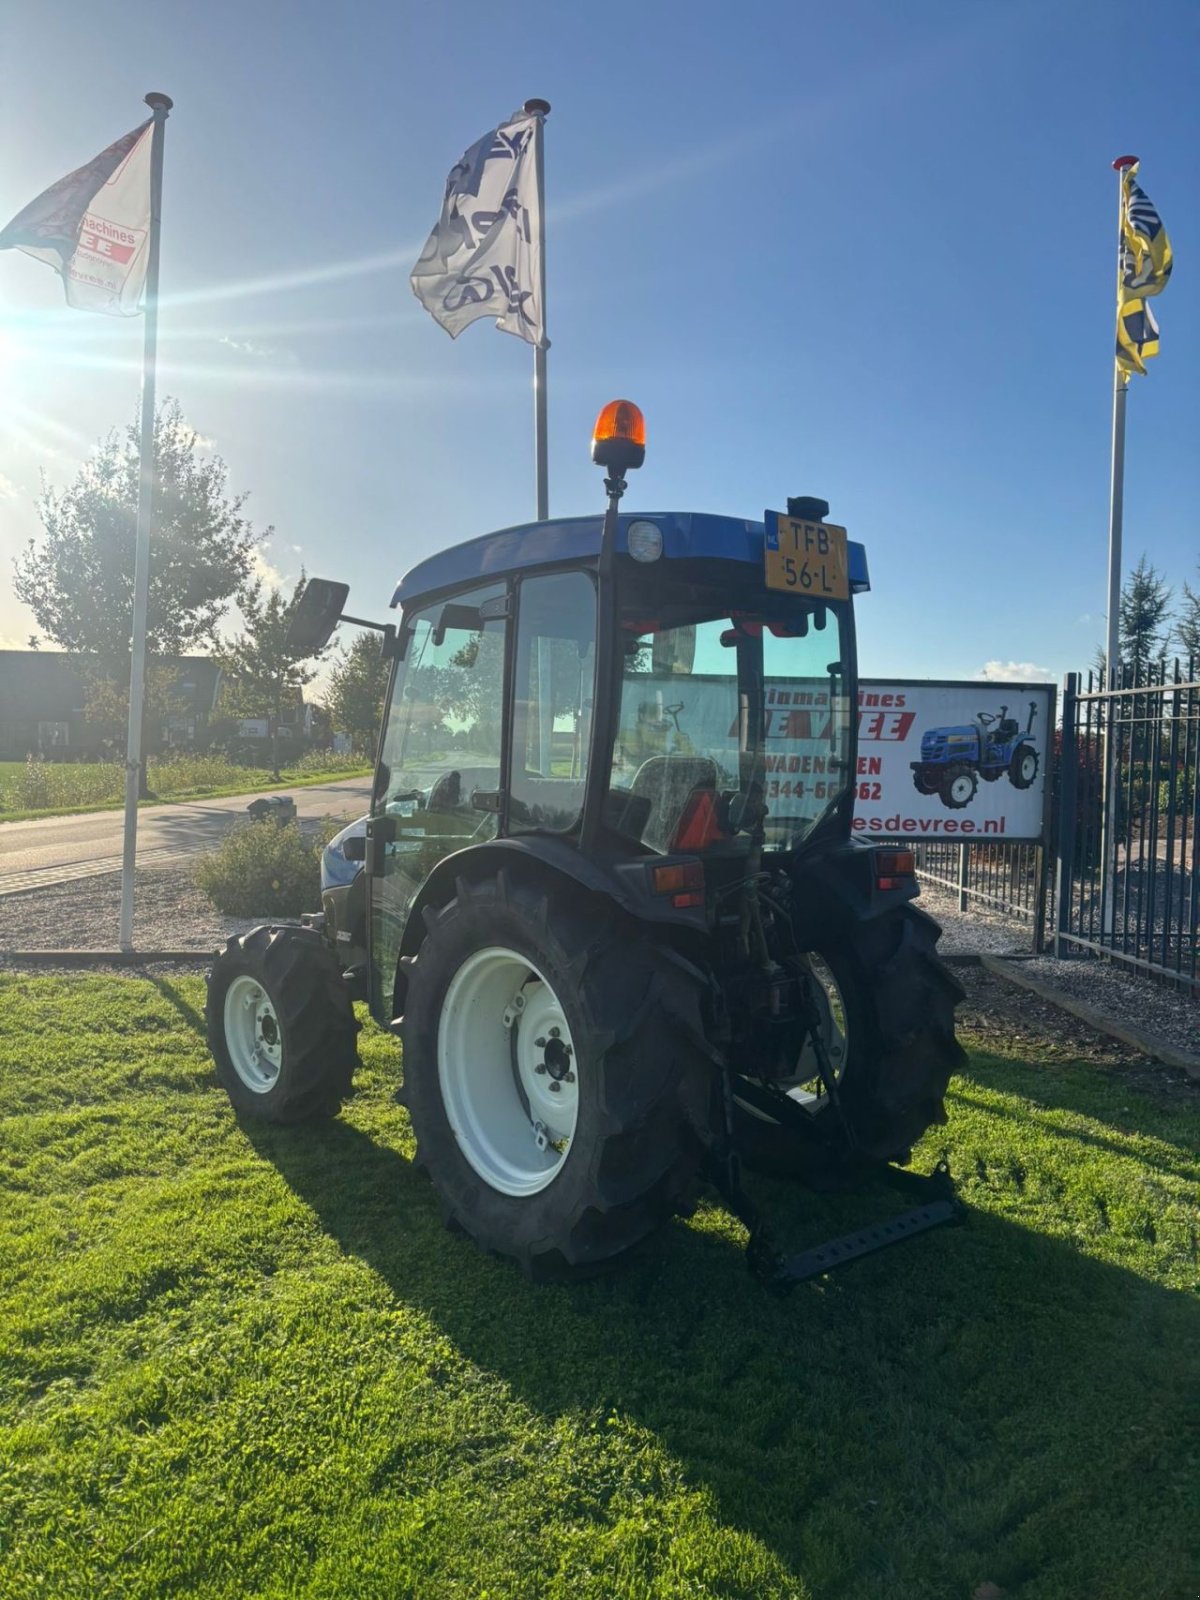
[979, 953, 1200, 1082]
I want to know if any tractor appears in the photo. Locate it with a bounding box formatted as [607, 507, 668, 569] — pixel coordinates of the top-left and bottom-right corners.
[206, 401, 966, 1286]
[911, 702, 1040, 810]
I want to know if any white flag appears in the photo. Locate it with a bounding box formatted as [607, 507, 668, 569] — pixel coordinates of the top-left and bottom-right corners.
[0, 121, 153, 315]
[411, 108, 544, 346]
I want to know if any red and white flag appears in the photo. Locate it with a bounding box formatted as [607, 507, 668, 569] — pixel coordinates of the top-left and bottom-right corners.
[0, 121, 153, 315]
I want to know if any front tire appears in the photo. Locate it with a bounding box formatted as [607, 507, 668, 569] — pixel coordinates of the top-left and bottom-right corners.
[939, 763, 978, 809]
[400, 872, 713, 1279]
[206, 925, 360, 1122]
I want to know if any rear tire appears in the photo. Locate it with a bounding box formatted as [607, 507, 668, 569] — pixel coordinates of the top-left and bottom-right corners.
[206, 925, 359, 1122]
[399, 872, 714, 1279]
[1009, 745, 1039, 789]
[735, 904, 965, 1172]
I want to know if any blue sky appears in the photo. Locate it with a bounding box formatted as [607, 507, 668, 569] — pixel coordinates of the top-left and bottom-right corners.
[1, 0, 1196, 685]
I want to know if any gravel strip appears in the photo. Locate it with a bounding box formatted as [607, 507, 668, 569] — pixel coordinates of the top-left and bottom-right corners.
[1016, 955, 1198, 1060]
[0, 864, 273, 969]
[915, 882, 1037, 956]
[917, 881, 1198, 1060]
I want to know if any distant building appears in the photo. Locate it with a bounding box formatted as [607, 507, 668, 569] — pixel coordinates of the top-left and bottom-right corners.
[0, 652, 225, 760]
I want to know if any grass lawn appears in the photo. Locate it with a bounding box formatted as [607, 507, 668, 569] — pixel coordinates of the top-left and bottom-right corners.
[0, 758, 371, 824]
[0, 973, 1196, 1599]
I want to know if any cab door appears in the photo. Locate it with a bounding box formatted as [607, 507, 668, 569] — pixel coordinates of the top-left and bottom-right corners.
[366, 582, 508, 1022]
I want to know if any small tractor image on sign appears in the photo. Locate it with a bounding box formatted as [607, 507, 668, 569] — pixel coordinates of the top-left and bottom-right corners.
[205, 401, 967, 1288]
[911, 702, 1040, 810]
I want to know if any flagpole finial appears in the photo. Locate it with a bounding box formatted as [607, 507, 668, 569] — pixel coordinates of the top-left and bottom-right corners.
[144, 92, 174, 113]
[523, 99, 551, 117]
[1112, 155, 1138, 171]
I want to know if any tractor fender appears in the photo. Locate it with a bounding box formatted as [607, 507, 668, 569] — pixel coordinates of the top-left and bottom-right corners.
[788, 843, 920, 947]
[398, 835, 708, 964]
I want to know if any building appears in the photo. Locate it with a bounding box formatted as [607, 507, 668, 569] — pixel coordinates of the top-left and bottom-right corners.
[0, 651, 225, 760]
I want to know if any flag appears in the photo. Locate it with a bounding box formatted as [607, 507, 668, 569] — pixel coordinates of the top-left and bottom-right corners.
[1116, 296, 1160, 376]
[0, 121, 153, 314]
[411, 107, 544, 346]
[1120, 163, 1172, 296]
[1115, 162, 1172, 377]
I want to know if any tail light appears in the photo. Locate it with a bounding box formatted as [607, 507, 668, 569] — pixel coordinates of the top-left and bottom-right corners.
[874, 848, 916, 891]
[652, 860, 705, 909]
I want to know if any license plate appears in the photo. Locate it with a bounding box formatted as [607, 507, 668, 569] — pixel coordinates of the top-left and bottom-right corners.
[764, 513, 849, 600]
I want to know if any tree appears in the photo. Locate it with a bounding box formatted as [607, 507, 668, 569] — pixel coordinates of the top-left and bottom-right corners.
[218, 573, 327, 779]
[1095, 554, 1174, 687]
[323, 631, 390, 756]
[1118, 555, 1173, 685]
[13, 397, 262, 790]
[1176, 568, 1200, 670]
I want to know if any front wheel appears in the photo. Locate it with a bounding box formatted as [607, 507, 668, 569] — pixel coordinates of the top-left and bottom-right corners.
[399, 873, 714, 1279]
[939, 763, 978, 809]
[206, 926, 360, 1122]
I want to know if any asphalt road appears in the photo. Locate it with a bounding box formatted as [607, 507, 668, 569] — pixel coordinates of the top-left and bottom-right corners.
[0, 779, 372, 896]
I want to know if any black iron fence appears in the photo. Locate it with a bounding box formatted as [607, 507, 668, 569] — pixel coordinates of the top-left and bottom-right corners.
[1055, 660, 1199, 992]
[916, 840, 1048, 949]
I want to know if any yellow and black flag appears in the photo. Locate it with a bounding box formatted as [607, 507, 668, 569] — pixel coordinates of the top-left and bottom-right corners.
[1116, 162, 1173, 376]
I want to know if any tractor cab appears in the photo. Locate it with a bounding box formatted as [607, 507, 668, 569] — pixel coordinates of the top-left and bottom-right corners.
[208, 401, 965, 1288]
[363, 500, 871, 1021]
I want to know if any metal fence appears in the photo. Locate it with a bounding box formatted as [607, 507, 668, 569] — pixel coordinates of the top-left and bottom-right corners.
[916, 840, 1049, 949]
[1055, 660, 1200, 992]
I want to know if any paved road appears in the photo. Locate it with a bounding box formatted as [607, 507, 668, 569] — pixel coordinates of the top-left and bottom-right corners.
[0, 779, 371, 896]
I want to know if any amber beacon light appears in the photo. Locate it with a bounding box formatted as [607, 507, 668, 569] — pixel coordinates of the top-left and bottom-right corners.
[591, 399, 646, 474]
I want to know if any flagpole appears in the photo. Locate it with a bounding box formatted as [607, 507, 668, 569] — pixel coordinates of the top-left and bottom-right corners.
[1099, 154, 1137, 941]
[525, 98, 550, 521]
[118, 91, 172, 951]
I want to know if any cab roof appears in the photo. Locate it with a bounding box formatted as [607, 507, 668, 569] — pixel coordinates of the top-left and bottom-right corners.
[392, 511, 870, 608]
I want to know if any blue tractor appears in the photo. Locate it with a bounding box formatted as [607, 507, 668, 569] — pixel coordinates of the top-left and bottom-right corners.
[204, 401, 966, 1287]
[911, 702, 1040, 810]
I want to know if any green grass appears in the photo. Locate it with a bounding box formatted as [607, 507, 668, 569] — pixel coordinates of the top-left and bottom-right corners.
[0, 756, 371, 823]
[0, 977, 1196, 1600]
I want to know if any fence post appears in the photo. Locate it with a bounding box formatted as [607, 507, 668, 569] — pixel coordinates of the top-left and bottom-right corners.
[957, 842, 969, 912]
[1054, 672, 1079, 958]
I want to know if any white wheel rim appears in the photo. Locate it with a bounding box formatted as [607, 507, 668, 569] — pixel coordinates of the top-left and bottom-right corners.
[950, 775, 974, 803]
[1020, 753, 1036, 780]
[734, 954, 849, 1122]
[223, 975, 283, 1093]
[789, 953, 849, 1108]
[437, 946, 579, 1197]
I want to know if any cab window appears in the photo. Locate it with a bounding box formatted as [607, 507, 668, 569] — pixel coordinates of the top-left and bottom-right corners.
[508, 570, 596, 833]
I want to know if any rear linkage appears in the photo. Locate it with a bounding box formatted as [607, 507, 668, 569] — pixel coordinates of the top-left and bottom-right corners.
[707, 979, 965, 1292]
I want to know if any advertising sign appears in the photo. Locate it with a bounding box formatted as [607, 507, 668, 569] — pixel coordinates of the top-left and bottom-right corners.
[852, 679, 1055, 844]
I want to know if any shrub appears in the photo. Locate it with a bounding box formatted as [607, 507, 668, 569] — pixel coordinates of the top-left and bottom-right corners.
[193, 819, 327, 918]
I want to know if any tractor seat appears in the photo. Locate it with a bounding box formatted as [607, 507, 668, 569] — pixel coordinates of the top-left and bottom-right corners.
[995, 719, 1019, 742]
[628, 755, 720, 854]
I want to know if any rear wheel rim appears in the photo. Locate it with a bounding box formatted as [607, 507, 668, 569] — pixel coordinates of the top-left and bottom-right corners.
[438, 946, 579, 1197]
[1020, 752, 1036, 781]
[224, 975, 283, 1093]
[789, 954, 850, 1108]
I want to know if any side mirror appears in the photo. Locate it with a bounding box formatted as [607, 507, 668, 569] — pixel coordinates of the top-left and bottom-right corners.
[287, 577, 350, 653]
